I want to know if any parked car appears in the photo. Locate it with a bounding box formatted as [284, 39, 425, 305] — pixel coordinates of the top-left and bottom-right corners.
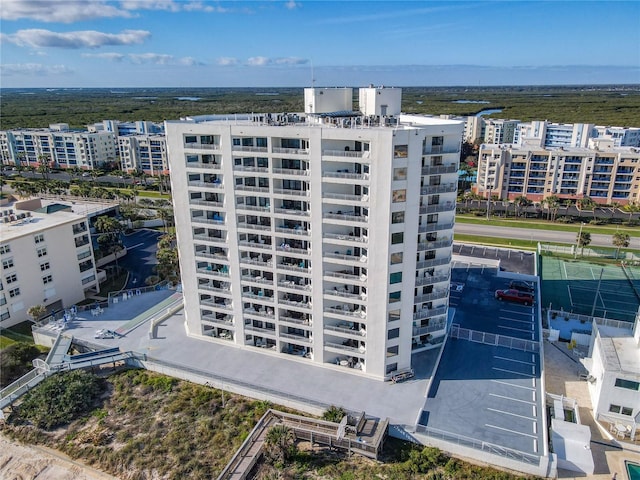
[94, 329, 115, 339]
[495, 289, 534, 305]
[509, 280, 535, 293]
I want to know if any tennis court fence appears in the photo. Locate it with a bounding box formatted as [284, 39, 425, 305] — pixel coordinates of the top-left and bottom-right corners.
[538, 244, 640, 263]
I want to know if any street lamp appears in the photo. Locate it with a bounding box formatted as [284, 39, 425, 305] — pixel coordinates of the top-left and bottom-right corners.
[574, 222, 585, 259]
[486, 184, 493, 220]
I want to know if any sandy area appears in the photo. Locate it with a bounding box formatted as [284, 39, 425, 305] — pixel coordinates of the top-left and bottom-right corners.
[0, 435, 117, 480]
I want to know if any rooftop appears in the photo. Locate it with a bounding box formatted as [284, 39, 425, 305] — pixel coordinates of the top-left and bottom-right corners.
[596, 322, 640, 375]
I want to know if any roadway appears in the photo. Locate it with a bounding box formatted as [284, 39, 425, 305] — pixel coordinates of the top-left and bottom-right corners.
[454, 223, 639, 249]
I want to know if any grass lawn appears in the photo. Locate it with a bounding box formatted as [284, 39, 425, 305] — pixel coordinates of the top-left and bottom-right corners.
[456, 214, 640, 237]
[454, 234, 539, 250]
[137, 190, 171, 200]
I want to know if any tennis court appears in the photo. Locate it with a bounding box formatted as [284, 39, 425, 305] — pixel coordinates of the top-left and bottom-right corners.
[541, 257, 640, 322]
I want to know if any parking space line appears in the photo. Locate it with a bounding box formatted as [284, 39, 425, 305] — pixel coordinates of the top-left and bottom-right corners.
[491, 379, 535, 390]
[501, 308, 533, 316]
[487, 407, 536, 421]
[490, 393, 536, 405]
[493, 366, 535, 378]
[495, 356, 536, 366]
[485, 424, 537, 438]
[497, 324, 531, 333]
[499, 316, 534, 325]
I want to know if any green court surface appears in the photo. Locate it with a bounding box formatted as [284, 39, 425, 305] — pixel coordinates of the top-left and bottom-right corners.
[541, 257, 640, 322]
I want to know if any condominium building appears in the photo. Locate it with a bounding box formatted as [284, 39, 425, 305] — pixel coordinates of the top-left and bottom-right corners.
[483, 119, 519, 144]
[0, 201, 99, 327]
[166, 86, 462, 380]
[475, 140, 640, 204]
[88, 119, 163, 136]
[514, 121, 640, 149]
[118, 134, 168, 175]
[0, 126, 118, 170]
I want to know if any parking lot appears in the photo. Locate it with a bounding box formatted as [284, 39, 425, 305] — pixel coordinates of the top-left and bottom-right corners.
[421, 263, 544, 460]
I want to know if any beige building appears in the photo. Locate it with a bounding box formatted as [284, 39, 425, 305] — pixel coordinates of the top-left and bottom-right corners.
[475, 141, 640, 204]
[0, 202, 99, 327]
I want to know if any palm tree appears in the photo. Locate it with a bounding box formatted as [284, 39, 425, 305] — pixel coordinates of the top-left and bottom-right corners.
[322, 405, 346, 423]
[27, 304, 47, 323]
[543, 195, 560, 222]
[577, 230, 592, 257]
[623, 202, 640, 223]
[577, 196, 596, 220]
[612, 232, 630, 259]
[265, 424, 296, 464]
[513, 195, 532, 217]
[37, 155, 52, 181]
[157, 207, 174, 233]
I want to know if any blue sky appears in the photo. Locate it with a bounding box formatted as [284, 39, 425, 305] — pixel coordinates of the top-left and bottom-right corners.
[1, 0, 639, 88]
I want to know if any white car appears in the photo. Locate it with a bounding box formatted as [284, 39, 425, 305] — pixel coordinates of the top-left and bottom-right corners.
[94, 329, 115, 339]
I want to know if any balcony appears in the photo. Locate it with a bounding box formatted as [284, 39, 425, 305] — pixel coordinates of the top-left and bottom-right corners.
[272, 168, 309, 176]
[198, 283, 231, 294]
[243, 291, 275, 303]
[414, 289, 449, 304]
[191, 216, 225, 226]
[244, 323, 277, 336]
[324, 341, 365, 355]
[420, 183, 457, 195]
[423, 147, 459, 155]
[322, 150, 369, 159]
[188, 180, 224, 189]
[279, 297, 311, 309]
[324, 288, 364, 301]
[274, 207, 309, 217]
[272, 147, 309, 155]
[419, 202, 455, 215]
[186, 161, 220, 170]
[240, 256, 272, 268]
[197, 267, 230, 278]
[324, 306, 366, 320]
[241, 275, 273, 286]
[279, 314, 311, 326]
[418, 222, 454, 234]
[189, 199, 224, 209]
[193, 234, 226, 245]
[324, 324, 366, 338]
[323, 251, 365, 263]
[412, 321, 447, 336]
[194, 250, 228, 261]
[415, 273, 451, 286]
[421, 164, 457, 175]
[235, 185, 270, 194]
[275, 226, 309, 236]
[201, 299, 233, 310]
[323, 212, 368, 223]
[236, 204, 271, 213]
[413, 306, 448, 321]
[279, 332, 312, 344]
[323, 232, 368, 243]
[232, 145, 268, 153]
[233, 165, 269, 174]
[323, 192, 369, 203]
[417, 237, 453, 251]
[324, 270, 367, 282]
[322, 171, 369, 181]
[184, 143, 221, 151]
[272, 188, 309, 197]
[237, 222, 271, 231]
[202, 314, 234, 327]
[243, 307, 275, 319]
[278, 280, 311, 292]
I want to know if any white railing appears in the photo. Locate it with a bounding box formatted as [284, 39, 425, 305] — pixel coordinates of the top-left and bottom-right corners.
[450, 324, 539, 353]
[272, 147, 309, 155]
[272, 168, 309, 176]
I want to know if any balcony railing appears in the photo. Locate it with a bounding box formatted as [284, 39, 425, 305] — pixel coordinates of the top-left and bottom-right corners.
[197, 267, 229, 277]
[272, 188, 309, 197]
[186, 161, 221, 170]
[415, 273, 450, 286]
[243, 292, 275, 303]
[322, 150, 368, 158]
[241, 275, 273, 286]
[414, 289, 449, 304]
[194, 251, 228, 261]
[272, 168, 309, 176]
[324, 341, 365, 354]
[323, 212, 368, 223]
[193, 234, 226, 244]
[277, 264, 309, 274]
[272, 147, 309, 155]
[412, 321, 446, 336]
[417, 238, 453, 251]
[184, 143, 221, 151]
[419, 202, 455, 215]
[191, 217, 225, 226]
[323, 289, 364, 301]
[244, 324, 277, 336]
[202, 314, 234, 326]
[420, 183, 457, 195]
[324, 307, 366, 319]
[421, 164, 458, 175]
[232, 145, 268, 153]
[418, 222, 454, 234]
[323, 251, 365, 263]
[323, 192, 369, 202]
[413, 306, 448, 321]
[274, 207, 309, 217]
[324, 271, 366, 282]
[416, 255, 452, 270]
[323, 232, 367, 243]
[275, 226, 309, 236]
[198, 284, 231, 294]
[278, 280, 311, 292]
[279, 315, 310, 326]
[201, 299, 233, 310]
[322, 171, 369, 181]
[279, 298, 311, 309]
[237, 222, 271, 231]
[324, 324, 366, 337]
[233, 165, 269, 174]
[243, 308, 275, 319]
[279, 332, 312, 344]
[189, 199, 224, 209]
[188, 181, 224, 189]
[236, 204, 271, 213]
[235, 185, 270, 194]
[239, 257, 272, 268]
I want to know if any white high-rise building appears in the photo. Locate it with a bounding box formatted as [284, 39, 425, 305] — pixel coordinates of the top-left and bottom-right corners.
[165, 86, 462, 380]
[118, 134, 168, 175]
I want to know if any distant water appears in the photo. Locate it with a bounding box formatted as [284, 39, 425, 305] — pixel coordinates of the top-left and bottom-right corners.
[476, 108, 503, 117]
[255, 93, 279, 96]
[454, 100, 490, 104]
[176, 97, 201, 101]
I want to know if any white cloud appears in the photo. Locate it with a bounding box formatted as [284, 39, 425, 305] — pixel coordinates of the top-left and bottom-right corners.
[247, 56, 271, 66]
[284, 1, 301, 10]
[217, 57, 238, 66]
[0, 0, 132, 23]
[129, 53, 173, 64]
[0, 62, 73, 76]
[119, 0, 181, 12]
[274, 57, 308, 65]
[1, 29, 150, 49]
[82, 52, 125, 61]
[183, 1, 229, 13]
[177, 56, 203, 66]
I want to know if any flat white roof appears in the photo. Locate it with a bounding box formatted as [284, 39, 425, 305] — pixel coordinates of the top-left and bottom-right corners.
[1, 208, 82, 241]
[597, 323, 640, 375]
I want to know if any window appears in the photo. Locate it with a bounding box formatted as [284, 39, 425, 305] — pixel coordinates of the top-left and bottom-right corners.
[615, 378, 640, 391]
[388, 328, 400, 339]
[389, 291, 401, 303]
[184, 135, 197, 144]
[34, 234, 45, 244]
[609, 404, 634, 416]
[390, 252, 403, 265]
[2, 259, 14, 270]
[43, 275, 53, 284]
[390, 272, 402, 284]
[5, 274, 17, 284]
[388, 309, 400, 322]
[392, 212, 405, 224]
[386, 346, 399, 357]
[37, 247, 47, 257]
[40, 262, 50, 271]
[391, 232, 404, 245]
[393, 167, 407, 181]
[392, 189, 406, 203]
[9, 287, 20, 298]
[394, 145, 408, 158]
[386, 363, 398, 374]
[0, 245, 10, 255]
[0, 312, 9, 321]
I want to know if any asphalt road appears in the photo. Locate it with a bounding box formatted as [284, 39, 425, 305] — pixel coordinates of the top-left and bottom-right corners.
[454, 223, 639, 249]
[118, 229, 163, 288]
